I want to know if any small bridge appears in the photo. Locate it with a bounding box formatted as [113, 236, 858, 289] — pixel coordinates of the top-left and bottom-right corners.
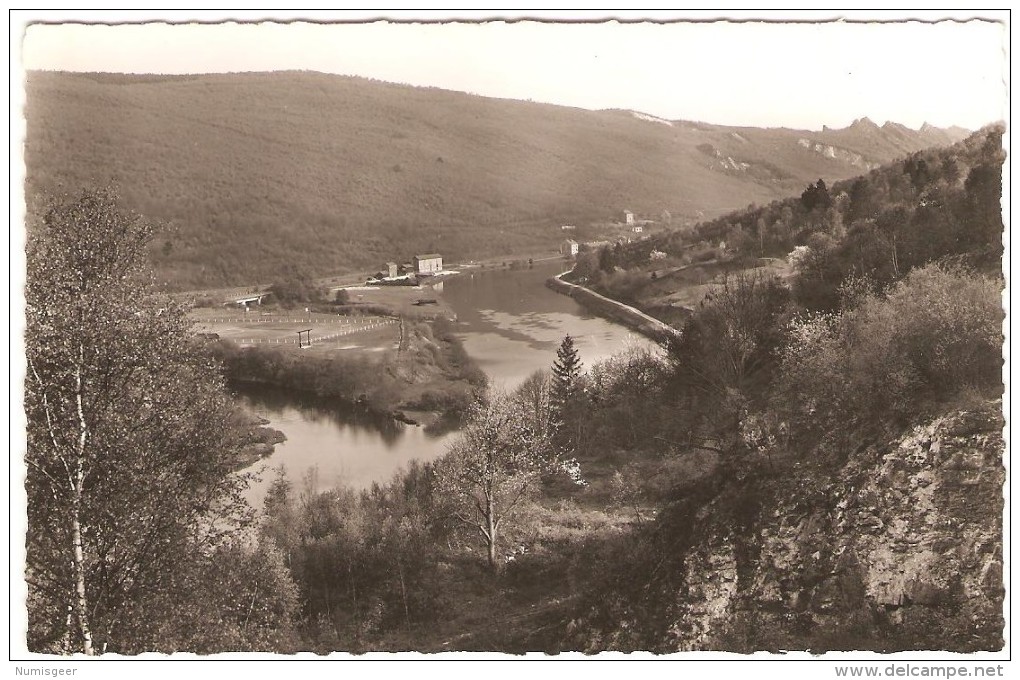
[226, 293, 270, 308]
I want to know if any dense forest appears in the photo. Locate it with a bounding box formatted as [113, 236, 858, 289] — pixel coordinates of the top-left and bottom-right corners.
[23, 71, 968, 289]
[24, 123, 1003, 653]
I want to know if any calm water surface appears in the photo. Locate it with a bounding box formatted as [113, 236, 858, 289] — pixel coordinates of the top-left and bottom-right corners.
[240, 261, 660, 508]
[238, 385, 453, 508]
[443, 261, 658, 388]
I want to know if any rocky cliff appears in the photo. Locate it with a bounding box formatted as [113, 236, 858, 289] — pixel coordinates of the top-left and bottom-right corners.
[569, 400, 1004, 653]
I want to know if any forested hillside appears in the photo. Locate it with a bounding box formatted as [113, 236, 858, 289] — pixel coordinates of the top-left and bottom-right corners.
[23, 70, 968, 289]
[573, 124, 1004, 314]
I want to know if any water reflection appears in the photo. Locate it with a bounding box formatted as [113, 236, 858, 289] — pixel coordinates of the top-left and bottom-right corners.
[237, 383, 454, 508]
[237, 382, 405, 447]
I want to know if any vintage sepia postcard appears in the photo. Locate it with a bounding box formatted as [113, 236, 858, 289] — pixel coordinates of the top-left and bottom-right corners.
[9, 9, 1010, 676]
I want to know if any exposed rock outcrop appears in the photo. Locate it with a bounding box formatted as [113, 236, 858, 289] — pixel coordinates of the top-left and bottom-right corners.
[570, 400, 1004, 652]
[798, 138, 878, 170]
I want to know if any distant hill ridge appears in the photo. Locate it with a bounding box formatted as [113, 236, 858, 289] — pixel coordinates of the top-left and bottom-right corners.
[23, 70, 972, 289]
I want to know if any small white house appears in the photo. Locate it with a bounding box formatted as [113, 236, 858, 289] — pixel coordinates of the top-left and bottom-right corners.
[560, 239, 579, 257]
[623, 210, 635, 225]
[413, 254, 443, 275]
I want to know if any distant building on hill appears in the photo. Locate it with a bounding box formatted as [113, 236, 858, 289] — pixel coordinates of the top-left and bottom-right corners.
[631, 224, 643, 233]
[385, 262, 399, 278]
[623, 210, 635, 225]
[413, 254, 443, 275]
[560, 225, 577, 231]
[560, 239, 579, 257]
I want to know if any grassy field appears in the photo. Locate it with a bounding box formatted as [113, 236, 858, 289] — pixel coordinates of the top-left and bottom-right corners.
[642, 257, 793, 310]
[190, 309, 400, 356]
[332, 280, 457, 320]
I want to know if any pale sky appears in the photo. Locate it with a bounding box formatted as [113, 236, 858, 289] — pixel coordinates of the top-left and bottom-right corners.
[16, 11, 1010, 132]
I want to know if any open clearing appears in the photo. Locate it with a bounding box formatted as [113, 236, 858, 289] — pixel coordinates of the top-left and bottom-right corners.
[643, 257, 793, 310]
[333, 281, 457, 320]
[190, 309, 400, 357]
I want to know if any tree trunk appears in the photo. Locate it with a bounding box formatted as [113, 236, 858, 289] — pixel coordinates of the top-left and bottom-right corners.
[71, 495, 94, 655]
[72, 356, 95, 656]
[891, 234, 900, 277]
[397, 559, 411, 636]
[486, 498, 498, 571]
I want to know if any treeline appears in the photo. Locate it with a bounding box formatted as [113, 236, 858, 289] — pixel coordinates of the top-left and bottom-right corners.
[211, 341, 403, 412]
[259, 462, 448, 652]
[699, 124, 1003, 273]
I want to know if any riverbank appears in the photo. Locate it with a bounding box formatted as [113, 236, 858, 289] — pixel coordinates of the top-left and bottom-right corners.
[232, 408, 287, 470]
[546, 271, 680, 341]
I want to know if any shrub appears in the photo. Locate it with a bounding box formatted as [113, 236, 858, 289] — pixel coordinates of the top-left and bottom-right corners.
[268, 270, 325, 307]
[191, 294, 221, 308]
[774, 264, 1003, 444]
[868, 264, 1003, 396]
[666, 271, 792, 404]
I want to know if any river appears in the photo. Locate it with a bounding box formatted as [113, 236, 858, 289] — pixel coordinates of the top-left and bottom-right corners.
[238, 260, 659, 508]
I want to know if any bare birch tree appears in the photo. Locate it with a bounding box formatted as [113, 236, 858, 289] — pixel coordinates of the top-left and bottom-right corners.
[435, 390, 553, 571]
[25, 189, 251, 653]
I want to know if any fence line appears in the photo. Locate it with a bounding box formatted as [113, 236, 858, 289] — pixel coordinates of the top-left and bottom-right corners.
[229, 319, 398, 345]
[197, 317, 392, 325]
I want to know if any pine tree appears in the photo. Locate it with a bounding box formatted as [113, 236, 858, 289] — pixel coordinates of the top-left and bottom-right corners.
[552, 335, 582, 401]
[550, 335, 583, 452]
